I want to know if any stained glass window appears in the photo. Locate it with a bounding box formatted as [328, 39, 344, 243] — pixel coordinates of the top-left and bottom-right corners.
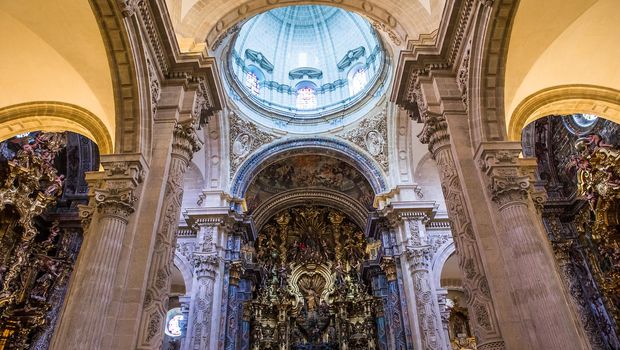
[245, 71, 260, 96]
[164, 308, 185, 338]
[349, 68, 367, 96]
[572, 113, 598, 127]
[296, 87, 317, 109]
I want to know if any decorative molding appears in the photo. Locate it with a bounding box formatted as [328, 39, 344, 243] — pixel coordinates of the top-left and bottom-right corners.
[337, 109, 388, 170]
[229, 112, 277, 178]
[230, 137, 388, 199]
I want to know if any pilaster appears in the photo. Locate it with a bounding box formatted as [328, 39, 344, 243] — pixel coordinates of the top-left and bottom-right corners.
[390, 208, 448, 350]
[137, 122, 202, 348]
[183, 209, 234, 350]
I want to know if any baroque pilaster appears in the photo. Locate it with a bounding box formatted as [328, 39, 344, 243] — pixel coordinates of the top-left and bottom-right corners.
[416, 111, 505, 350]
[51, 155, 145, 350]
[476, 142, 589, 349]
[184, 213, 231, 350]
[395, 211, 447, 350]
[137, 123, 202, 348]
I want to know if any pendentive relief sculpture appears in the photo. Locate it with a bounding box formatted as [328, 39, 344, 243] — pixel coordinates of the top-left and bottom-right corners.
[243, 206, 382, 350]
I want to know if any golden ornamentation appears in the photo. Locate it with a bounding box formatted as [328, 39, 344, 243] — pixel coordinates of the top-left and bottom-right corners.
[572, 134, 620, 329]
[0, 132, 69, 348]
[245, 206, 381, 349]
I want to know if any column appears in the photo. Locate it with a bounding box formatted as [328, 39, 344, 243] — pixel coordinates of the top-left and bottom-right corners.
[50, 155, 145, 349]
[137, 123, 201, 348]
[369, 266, 389, 350]
[436, 289, 451, 346]
[476, 142, 590, 349]
[184, 214, 230, 350]
[380, 257, 409, 350]
[417, 112, 505, 350]
[224, 261, 244, 350]
[400, 214, 448, 350]
[186, 254, 219, 350]
[238, 278, 254, 350]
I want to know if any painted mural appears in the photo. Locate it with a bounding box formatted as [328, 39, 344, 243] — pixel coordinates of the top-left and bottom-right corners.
[244, 155, 375, 211]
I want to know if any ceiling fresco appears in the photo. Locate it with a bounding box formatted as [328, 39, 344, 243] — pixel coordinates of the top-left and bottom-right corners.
[244, 155, 375, 212]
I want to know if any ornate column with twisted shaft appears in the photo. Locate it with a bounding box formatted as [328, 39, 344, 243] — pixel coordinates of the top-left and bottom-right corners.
[476, 142, 590, 349]
[417, 113, 505, 350]
[137, 123, 201, 348]
[50, 155, 145, 349]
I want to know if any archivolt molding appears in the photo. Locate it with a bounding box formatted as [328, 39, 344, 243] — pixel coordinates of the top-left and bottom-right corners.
[90, 0, 147, 155]
[432, 240, 455, 289]
[0, 102, 113, 154]
[198, 0, 409, 51]
[251, 189, 369, 231]
[230, 137, 389, 199]
[173, 252, 194, 293]
[469, 0, 518, 144]
[508, 85, 620, 140]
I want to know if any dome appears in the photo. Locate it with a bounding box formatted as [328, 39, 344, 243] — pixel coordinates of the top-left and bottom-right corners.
[226, 5, 387, 131]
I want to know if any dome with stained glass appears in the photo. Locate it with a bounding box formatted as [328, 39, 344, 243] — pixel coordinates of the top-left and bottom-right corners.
[225, 5, 388, 132]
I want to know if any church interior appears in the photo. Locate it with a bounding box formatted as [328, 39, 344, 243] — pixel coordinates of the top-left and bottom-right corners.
[0, 0, 619, 349]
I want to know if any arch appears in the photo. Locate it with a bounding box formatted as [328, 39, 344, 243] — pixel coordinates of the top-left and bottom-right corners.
[0, 102, 113, 154]
[173, 254, 193, 293]
[230, 137, 389, 199]
[172, 0, 447, 50]
[252, 189, 369, 231]
[472, 0, 620, 144]
[432, 240, 456, 289]
[508, 85, 620, 140]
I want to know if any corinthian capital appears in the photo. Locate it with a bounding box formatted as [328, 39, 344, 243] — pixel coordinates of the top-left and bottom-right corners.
[193, 254, 219, 278]
[418, 112, 450, 155]
[407, 246, 432, 271]
[93, 155, 146, 220]
[475, 142, 543, 208]
[172, 122, 203, 161]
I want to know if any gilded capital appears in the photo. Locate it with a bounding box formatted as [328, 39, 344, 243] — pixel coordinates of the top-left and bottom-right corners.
[228, 260, 245, 287]
[380, 256, 398, 282]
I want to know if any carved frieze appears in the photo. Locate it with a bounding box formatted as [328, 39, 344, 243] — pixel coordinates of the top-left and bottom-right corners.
[229, 112, 277, 178]
[337, 110, 388, 170]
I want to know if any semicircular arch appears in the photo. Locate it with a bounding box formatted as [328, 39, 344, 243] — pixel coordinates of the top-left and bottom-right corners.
[170, 0, 447, 50]
[0, 102, 113, 154]
[231, 137, 389, 200]
[252, 189, 369, 231]
[509, 84, 620, 140]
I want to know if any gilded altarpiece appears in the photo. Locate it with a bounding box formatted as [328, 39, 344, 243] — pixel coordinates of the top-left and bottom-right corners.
[0, 132, 98, 349]
[522, 116, 620, 349]
[242, 206, 383, 350]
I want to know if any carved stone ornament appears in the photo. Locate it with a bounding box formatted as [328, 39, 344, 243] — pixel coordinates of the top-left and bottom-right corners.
[193, 254, 219, 277]
[407, 246, 432, 271]
[337, 109, 388, 170]
[172, 122, 202, 161]
[476, 145, 539, 208]
[371, 21, 401, 46]
[229, 112, 277, 177]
